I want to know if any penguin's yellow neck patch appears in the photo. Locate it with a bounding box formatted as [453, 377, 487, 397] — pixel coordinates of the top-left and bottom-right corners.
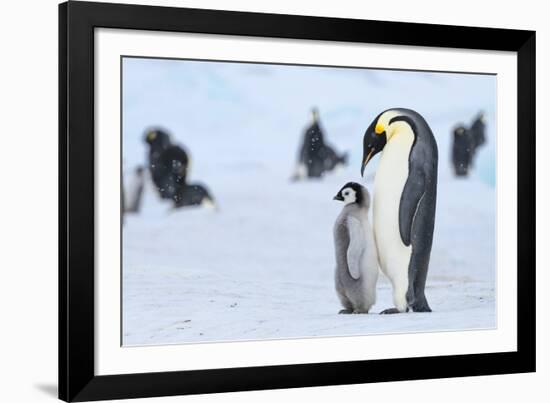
[375, 110, 416, 142]
[376, 110, 400, 139]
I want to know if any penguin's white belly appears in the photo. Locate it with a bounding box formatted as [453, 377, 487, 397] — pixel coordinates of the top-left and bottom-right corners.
[373, 131, 414, 284]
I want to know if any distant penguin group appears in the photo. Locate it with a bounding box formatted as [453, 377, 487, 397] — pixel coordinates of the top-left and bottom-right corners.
[292, 108, 348, 180]
[122, 129, 215, 211]
[145, 129, 215, 209]
[334, 108, 438, 314]
[451, 112, 487, 177]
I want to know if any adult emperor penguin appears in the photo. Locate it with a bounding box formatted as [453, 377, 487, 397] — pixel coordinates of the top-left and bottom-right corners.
[333, 182, 379, 314]
[291, 108, 347, 180]
[452, 125, 473, 176]
[361, 108, 438, 313]
[469, 111, 487, 154]
[144, 129, 190, 202]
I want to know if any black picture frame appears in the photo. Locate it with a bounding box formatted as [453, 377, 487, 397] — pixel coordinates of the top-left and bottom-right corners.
[59, 1, 536, 401]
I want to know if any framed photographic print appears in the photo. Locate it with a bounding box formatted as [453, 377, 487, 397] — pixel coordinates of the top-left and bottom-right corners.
[59, 1, 536, 401]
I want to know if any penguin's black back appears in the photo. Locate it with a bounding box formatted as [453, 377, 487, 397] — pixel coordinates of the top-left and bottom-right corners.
[452, 126, 473, 176]
[147, 142, 189, 201]
[390, 108, 438, 311]
[299, 121, 346, 178]
[174, 183, 214, 208]
[303, 122, 325, 154]
[392, 108, 438, 239]
[470, 115, 486, 150]
[299, 122, 325, 177]
[320, 144, 348, 171]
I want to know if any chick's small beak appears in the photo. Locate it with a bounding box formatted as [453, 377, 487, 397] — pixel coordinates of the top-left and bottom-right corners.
[333, 193, 344, 201]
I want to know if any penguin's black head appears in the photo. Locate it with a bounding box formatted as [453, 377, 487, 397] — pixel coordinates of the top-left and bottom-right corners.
[333, 182, 369, 207]
[361, 109, 418, 176]
[454, 125, 467, 138]
[311, 107, 319, 123]
[476, 111, 486, 123]
[361, 113, 388, 176]
[144, 129, 171, 149]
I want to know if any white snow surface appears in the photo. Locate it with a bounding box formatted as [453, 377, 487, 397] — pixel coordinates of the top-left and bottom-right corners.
[122, 59, 496, 346]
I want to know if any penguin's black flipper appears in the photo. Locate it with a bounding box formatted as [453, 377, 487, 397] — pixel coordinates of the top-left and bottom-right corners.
[400, 167, 434, 313]
[398, 168, 425, 247]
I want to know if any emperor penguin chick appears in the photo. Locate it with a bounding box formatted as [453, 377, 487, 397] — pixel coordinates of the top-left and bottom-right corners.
[333, 182, 379, 314]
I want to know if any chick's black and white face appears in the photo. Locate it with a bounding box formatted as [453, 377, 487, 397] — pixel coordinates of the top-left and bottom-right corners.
[340, 187, 357, 205]
[334, 182, 367, 207]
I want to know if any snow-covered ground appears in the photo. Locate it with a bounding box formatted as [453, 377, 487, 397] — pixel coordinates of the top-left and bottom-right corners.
[122, 58, 496, 346]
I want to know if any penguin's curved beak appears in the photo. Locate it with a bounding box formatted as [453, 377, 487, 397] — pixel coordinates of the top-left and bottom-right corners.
[361, 123, 387, 176]
[333, 193, 344, 201]
[361, 149, 375, 177]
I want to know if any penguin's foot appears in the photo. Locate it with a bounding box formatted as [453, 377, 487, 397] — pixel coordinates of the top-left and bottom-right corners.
[411, 296, 432, 312]
[411, 303, 432, 312]
[379, 308, 401, 314]
[338, 309, 353, 314]
[380, 307, 409, 315]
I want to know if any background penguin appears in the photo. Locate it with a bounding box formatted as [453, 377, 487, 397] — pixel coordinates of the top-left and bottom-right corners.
[333, 182, 379, 314]
[124, 166, 145, 213]
[321, 147, 348, 173]
[174, 183, 216, 209]
[361, 108, 438, 314]
[451, 125, 473, 176]
[469, 111, 487, 156]
[144, 129, 190, 202]
[292, 108, 347, 180]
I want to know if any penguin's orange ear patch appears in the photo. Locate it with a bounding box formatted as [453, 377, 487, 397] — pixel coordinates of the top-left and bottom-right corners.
[147, 131, 157, 140]
[375, 123, 385, 135]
